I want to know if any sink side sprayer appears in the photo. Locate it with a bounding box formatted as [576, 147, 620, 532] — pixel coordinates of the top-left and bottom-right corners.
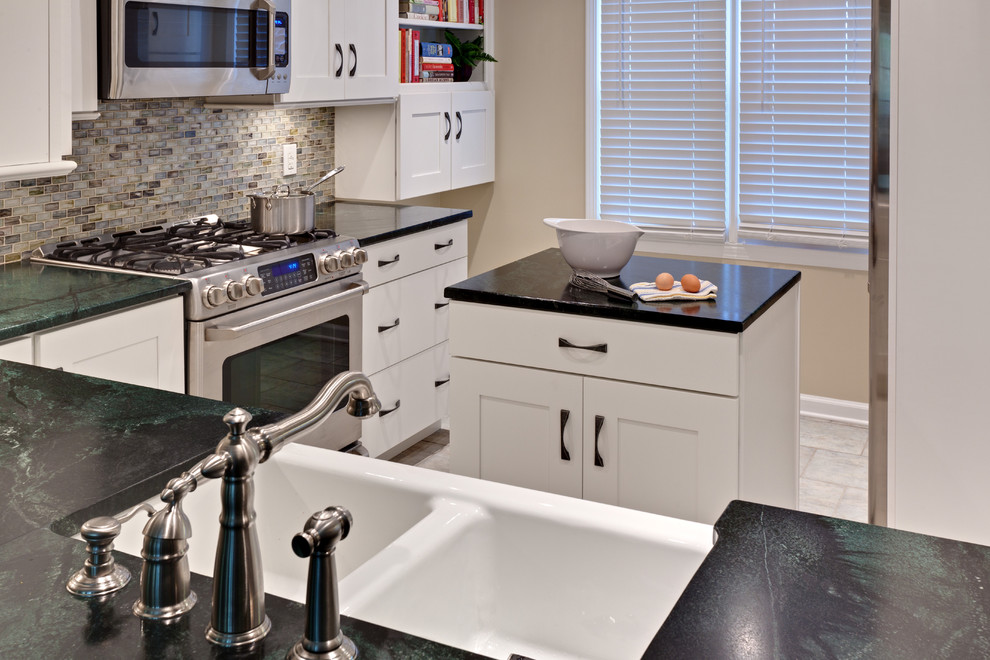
[135, 371, 380, 648]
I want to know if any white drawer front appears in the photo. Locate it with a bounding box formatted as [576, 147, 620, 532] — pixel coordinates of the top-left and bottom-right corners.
[431, 257, 467, 346]
[361, 347, 440, 458]
[362, 222, 467, 288]
[431, 341, 451, 423]
[362, 268, 441, 375]
[449, 302, 740, 396]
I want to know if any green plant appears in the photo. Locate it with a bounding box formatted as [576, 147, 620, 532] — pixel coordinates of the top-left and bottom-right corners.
[444, 30, 497, 68]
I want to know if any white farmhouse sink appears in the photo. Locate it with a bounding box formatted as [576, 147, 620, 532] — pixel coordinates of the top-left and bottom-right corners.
[111, 444, 713, 659]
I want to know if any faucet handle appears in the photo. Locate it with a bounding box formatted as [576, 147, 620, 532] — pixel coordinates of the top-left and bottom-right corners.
[288, 507, 357, 660]
[66, 503, 155, 598]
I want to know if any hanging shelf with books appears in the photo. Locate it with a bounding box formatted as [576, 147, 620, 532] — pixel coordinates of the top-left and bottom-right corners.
[397, 0, 492, 90]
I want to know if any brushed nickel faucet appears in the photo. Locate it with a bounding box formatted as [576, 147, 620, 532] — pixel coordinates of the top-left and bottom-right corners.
[134, 371, 380, 648]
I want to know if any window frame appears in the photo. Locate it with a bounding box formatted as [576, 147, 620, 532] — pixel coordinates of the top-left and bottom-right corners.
[585, 0, 869, 271]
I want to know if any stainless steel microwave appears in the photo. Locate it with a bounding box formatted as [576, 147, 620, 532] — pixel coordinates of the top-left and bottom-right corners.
[98, 0, 291, 99]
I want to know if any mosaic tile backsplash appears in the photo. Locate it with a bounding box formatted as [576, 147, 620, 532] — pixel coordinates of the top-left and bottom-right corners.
[0, 99, 335, 263]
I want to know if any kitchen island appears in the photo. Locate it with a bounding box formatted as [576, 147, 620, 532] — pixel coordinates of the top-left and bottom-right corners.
[445, 248, 802, 524]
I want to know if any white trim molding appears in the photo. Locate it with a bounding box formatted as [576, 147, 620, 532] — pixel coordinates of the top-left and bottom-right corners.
[800, 394, 869, 427]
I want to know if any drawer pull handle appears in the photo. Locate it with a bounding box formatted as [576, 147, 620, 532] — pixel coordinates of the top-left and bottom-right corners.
[334, 43, 343, 77]
[444, 112, 451, 141]
[379, 400, 400, 417]
[349, 43, 357, 76]
[378, 255, 400, 267]
[378, 318, 400, 333]
[558, 338, 608, 354]
[593, 415, 605, 467]
[434, 239, 454, 250]
[560, 409, 571, 461]
[434, 301, 450, 310]
[434, 377, 450, 388]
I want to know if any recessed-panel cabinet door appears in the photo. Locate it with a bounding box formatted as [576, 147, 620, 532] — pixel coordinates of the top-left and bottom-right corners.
[450, 91, 495, 190]
[398, 92, 451, 198]
[343, 0, 398, 100]
[582, 378, 739, 525]
[449, 358, 583, 498]
[280, 0, 346, 103]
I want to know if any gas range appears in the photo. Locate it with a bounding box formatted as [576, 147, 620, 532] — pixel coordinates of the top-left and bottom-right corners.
[32, 215, 368, 321]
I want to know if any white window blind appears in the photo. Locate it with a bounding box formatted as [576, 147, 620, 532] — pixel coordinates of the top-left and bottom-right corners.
[737, 0, 871, 247]
[599, 0, 728, 239]
[596, 0, 872, 251]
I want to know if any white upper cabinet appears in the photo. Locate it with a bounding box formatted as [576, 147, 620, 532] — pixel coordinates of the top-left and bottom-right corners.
[214, 0, 398, 107]
[0, 0, 75, 183]
[71, 0, 100, 118]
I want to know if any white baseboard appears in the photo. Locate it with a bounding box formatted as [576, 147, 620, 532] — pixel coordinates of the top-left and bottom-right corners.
[800, 394, 869, 427]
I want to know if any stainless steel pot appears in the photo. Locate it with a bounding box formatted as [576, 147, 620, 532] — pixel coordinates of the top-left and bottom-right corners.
[248, 184, 315, 235]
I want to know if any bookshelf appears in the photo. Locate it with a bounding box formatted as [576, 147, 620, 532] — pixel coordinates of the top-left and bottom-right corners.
[397, 0, 492, 89]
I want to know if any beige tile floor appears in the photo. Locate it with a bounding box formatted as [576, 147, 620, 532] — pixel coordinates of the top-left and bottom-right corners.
[391, 417, 870, 523]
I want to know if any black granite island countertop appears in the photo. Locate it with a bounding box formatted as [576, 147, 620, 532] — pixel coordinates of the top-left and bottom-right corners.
[646, 500, 990, 658]
[445, 248, 800, 333]
[0, 261, 189, 342]
[0, 360, 483, 659]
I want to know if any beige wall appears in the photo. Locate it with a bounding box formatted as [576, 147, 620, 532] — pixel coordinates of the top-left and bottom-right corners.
[414, 1, 869, 404]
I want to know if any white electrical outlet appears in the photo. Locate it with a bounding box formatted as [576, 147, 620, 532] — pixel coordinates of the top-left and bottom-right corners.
[282, 143, 298, 176]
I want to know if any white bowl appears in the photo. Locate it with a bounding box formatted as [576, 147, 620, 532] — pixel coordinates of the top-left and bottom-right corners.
[544, 218, 644, 277]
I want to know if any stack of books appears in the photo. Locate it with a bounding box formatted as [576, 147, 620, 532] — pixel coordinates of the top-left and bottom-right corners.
[420, 41, 454, 82]
[399, 0, 440, 21]
[400, 32, 456, 83]
[399, 0, 485, 24]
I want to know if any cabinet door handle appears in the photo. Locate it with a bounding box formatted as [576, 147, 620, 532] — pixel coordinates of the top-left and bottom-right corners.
[335, 43, 343, 77]
[377, 318, 400, 333]
[349, 44, 357, 76]
[593, 415, 605, 467]
[434, 377, 450, 388]
[377, 254, 400, 267]
[434, 301, 450, 310]
[558, 338, 608, 354]
[560, 409, 571, 461]
[434, 239, 453, 250]
[379, 400, 400, 417]
[455, 111, 463, 139]
[444, 112, 451, 141]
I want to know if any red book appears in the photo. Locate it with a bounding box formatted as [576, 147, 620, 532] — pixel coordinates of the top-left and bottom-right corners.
[468, 0, 474, 24]
[399, 29, 405, 83]
[421, 62, 454, 71]
[479, 0, 483, 24]
[413, 30, 421, 82]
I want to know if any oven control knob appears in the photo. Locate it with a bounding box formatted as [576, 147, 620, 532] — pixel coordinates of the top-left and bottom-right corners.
[242, 275, 264, 296]
[225, 279, 246, 301]
[203, 285, 227, 308]
[320, 254, 341, 274]
[337, 250, 355, 268]
[350, 248, 368, 265]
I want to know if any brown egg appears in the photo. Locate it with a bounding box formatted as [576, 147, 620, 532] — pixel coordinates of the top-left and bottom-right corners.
[681, 273, 701, 293]
[655, 272, 674, 291]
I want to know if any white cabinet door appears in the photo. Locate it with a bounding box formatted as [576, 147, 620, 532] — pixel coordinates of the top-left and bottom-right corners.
[362, 267, 437, 375]
[449, 358, 584, 498]
[71, 0, 99, 117]
[343, 0, 398, 100]
[35, 298, 185, 393]
[398, 92, 452, 198]
[0, 337, 34, 365]
[582, 378, 739, 524]
[1, 0, 74, 182]
[450, 90, 495, 190]
[280, 0, 346, 104]
[362, 346, 438, 458]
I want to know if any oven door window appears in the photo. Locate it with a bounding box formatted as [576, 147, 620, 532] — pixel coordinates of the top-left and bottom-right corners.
[223, 316, 349, 414]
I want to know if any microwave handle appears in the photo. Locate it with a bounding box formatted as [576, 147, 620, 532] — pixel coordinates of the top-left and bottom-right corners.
[253, 0, 276, 81]
[205, 283, 365, 341]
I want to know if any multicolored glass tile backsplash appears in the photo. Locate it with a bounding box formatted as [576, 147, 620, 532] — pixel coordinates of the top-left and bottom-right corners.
[0, 99, 335, 263]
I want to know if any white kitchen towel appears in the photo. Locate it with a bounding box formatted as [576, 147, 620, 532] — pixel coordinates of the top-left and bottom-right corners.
[630, 280, 718, 302]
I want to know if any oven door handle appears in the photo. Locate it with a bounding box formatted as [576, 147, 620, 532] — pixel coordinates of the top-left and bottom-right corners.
[204, 282, 366, 341]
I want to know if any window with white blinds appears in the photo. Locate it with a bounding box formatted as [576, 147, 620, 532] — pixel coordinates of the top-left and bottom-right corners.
[596, 0, 872, 250]
[599, 0, 728, 239]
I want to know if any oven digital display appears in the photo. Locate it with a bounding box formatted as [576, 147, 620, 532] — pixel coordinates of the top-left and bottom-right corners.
[258, 254, 317, 295]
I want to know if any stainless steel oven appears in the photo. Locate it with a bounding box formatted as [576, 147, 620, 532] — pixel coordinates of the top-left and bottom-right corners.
[32, 215, 370, 453]
[98, 0, 291, 99]
[187, 279, 366, 452]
